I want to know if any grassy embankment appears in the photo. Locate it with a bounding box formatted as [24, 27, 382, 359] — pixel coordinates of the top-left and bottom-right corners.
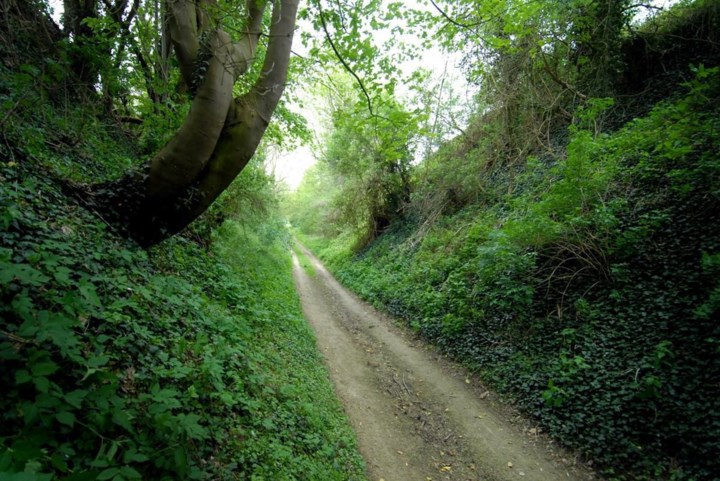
[0, 64, 365, 480]
[300, 71, 720, 480]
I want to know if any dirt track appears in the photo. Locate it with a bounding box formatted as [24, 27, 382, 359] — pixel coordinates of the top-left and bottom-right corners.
[292, 244, 596, 481]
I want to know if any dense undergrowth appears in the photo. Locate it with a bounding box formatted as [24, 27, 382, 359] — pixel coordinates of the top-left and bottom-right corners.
[0, 169, 365, 481]
[298, 70, 720, 480]
[0, 69, 365, 481]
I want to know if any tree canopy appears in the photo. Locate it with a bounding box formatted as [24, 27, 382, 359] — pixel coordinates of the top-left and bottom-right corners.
[11, 0, 654, 246]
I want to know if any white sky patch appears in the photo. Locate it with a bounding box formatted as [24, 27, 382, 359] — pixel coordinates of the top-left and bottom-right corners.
[273, 57, 471, 190]
[49, 0, 62, 23]
[267, 144, 317, 190]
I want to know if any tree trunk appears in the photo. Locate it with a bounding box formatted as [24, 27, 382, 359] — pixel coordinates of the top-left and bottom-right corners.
[63, 0, 101, 86]
[89, 0, 299, 246]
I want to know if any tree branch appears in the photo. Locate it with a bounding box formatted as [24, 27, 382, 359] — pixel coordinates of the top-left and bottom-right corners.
[316, 0, 375, 117]
[101, 0, 139, 29]
[117, 115, 144, 124]
[233, 0, 267, 66]
[166, 0, 201, 85]
[246, 0, 266, 34]
[428, 0, 485, 29]
[125, 0, 140, 25]
[251, 0, 299, 117]
[103, 0, 154, 101]
[541, 52, 587, 101]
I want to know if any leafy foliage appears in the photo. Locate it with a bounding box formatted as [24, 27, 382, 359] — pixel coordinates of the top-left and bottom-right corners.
[285, 75, 422, 250]
[296, 69, 720, 480]
[4, 1, 720, 480]
[0, 42, 365, 478]
[0, 158, 365, 480]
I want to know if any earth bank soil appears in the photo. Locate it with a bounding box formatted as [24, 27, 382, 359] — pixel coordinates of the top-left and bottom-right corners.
[292, 243, 597, 481]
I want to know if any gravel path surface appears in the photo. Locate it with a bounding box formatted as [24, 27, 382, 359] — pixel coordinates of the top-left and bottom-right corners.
[292, 243, 596, 481]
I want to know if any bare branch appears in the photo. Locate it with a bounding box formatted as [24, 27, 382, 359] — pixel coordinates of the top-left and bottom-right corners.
[125, 0, 140, 25]
[540, 52, 588, 101]
[117, 115, 144, 124]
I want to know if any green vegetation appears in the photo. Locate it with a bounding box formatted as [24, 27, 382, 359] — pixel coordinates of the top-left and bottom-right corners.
[291, 243, 316, 278]
[300, 76, 720, 479]
[0, 9, 365, 477]
[3, 0, 720, 480]
[0, 159, 365, 480]
[286, 2, 720, 480]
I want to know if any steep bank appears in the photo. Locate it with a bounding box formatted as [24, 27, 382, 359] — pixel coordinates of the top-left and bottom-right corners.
[293, 243, 596, 481]
[0, 145, 365, 480]
[299, 71, 720, 480]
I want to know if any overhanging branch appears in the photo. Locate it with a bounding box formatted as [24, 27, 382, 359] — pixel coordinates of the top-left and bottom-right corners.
[428, 0, 486, 29]
[540, 51, 588, 101]
[316, 0, 375, 117]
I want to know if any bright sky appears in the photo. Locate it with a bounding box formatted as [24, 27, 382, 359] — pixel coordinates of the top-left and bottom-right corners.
[267, 144, 315, 190]
[271, 60, 468, 190]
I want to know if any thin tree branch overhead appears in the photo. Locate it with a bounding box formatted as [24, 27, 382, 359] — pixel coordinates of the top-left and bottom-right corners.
[428, 0, 486, 29]
[316, 0, 375, 117]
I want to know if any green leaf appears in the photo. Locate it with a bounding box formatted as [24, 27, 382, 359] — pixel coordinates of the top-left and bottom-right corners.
[64, 389, 88, 409]
[33, 376, 50, 393]
[89, 458, 110, 469]
[112, 410, 133, 433]
[87, 355, 110, 368]
[173, 447, 188, 476]
[122, 451, 149, 463]
[11, 291, 34, 321]
[51, 452, 69, 472]
[119, 466, 141, 479]
[106, 441, 119, 462]
[15, 369, 32, 385]
[79, 281, 102, 308]
[56, 411, 76, 427]
[53, 266, 72, 285]
[31, 360, 59, 377]
[177, 413, 208, 440]
[97, 467, 120, 480]
[0, 263, 50, 286]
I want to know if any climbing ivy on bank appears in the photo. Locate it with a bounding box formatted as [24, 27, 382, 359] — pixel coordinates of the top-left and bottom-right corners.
[301, 71, 720, 480]
[0, 161, 365, 480]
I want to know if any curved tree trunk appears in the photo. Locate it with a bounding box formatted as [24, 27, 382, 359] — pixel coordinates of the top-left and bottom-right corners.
[147, 28, 241, 202]
[90, 0, 299, 246]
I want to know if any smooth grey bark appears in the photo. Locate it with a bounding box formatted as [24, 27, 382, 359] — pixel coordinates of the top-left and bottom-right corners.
[92, 0, 299, 246]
